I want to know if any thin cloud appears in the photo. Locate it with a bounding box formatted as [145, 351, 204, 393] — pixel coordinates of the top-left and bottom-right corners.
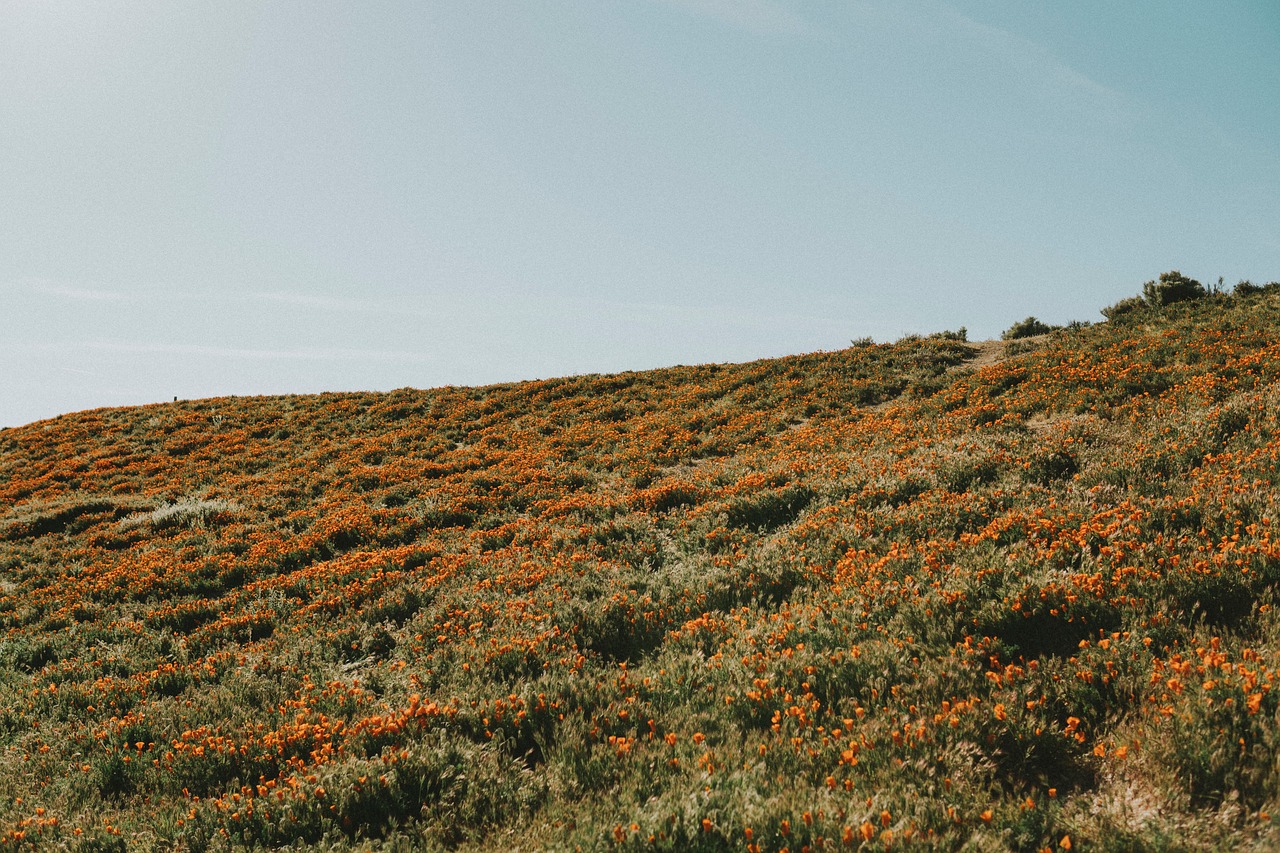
[23, 279, 128, 302]
[21, 285, 386, 313]
[78, 340, 433, 363]
[121, 288, 384, 313]
[937, 5, 1131, 124]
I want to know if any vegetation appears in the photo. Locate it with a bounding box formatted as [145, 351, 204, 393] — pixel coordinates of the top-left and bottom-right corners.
[1001, 318, 1057, 341]
[2, 282, 1280, 850]
[1141, 270, 1206, 308]
[1235, 280, 1280, 298]
[1098, 295, 1147, 323]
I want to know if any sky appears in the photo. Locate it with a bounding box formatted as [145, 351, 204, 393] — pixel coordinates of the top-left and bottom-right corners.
[3, 1, 1278, 429]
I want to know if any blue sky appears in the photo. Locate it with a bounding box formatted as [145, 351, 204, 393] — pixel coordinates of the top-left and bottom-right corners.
[3, 1, 1278, 428]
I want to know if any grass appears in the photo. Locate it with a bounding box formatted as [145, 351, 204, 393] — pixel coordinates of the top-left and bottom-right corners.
[1, 289, 1280, 849]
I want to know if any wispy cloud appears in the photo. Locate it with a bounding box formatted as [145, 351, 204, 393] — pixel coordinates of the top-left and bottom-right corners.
[22, 279, 128, 302]
[937, 4, 1130, 124]
[78, 340, 434, 363]
[18, 280, 393, 314]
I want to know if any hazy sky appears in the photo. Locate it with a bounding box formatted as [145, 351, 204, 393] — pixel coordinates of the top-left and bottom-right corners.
[3, 1, 1278, 428]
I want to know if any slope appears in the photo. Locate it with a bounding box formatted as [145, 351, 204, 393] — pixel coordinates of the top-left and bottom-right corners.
[3, 291, 1280, 850]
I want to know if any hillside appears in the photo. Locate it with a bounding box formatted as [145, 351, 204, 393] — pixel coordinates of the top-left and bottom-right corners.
[4, 290, 1280, 850]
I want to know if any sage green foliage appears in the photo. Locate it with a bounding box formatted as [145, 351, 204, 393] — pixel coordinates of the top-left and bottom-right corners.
[1142, 270, 1206, 307]
[1235, 280, 1280, 298]
[1102, 270, 1213, 321]
[1099, 295, 1147, 322]
[1001, 317, 1057, 341]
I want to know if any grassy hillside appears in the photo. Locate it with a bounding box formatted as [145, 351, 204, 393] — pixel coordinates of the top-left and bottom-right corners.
[4, 290, 1280, 850]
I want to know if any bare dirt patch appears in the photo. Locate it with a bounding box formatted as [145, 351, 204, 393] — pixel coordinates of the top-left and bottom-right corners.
[962, 340, 1008, 371]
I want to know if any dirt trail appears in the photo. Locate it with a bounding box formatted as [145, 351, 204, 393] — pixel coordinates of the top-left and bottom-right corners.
[957, 333, 1051, 372]
[963, 339, 1008, 370]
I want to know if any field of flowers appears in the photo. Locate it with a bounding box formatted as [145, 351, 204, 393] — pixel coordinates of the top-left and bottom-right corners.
[4, 290, 1280, 850]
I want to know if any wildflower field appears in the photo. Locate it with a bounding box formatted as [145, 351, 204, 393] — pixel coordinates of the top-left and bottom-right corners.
[5, 290, 1280, 850]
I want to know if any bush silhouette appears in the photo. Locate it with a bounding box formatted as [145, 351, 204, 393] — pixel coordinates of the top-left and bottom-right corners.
[1142, 270, 1205, 307]
[1100, 295, 1146, 321]
[1001, 316, 1055, 340]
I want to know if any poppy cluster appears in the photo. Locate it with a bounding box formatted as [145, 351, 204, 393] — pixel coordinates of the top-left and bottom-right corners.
[2, 291, 1280, 848]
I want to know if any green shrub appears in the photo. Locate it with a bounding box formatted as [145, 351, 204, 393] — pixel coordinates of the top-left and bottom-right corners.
[120, 498, 237, 532]
[1025, 449, 1078, 484]
[1142, 270, 1205, 307]
[724, 484, 814, 532]
[1002, 316, 1056, 340]
[1100, 295, 1147, 322]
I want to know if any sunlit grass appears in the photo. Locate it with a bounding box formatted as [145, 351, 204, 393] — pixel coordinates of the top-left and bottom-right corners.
[2, 291, 1280, 849]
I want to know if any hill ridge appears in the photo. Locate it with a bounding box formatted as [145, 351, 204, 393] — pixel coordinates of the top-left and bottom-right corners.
[3, 292, 1280, 849]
